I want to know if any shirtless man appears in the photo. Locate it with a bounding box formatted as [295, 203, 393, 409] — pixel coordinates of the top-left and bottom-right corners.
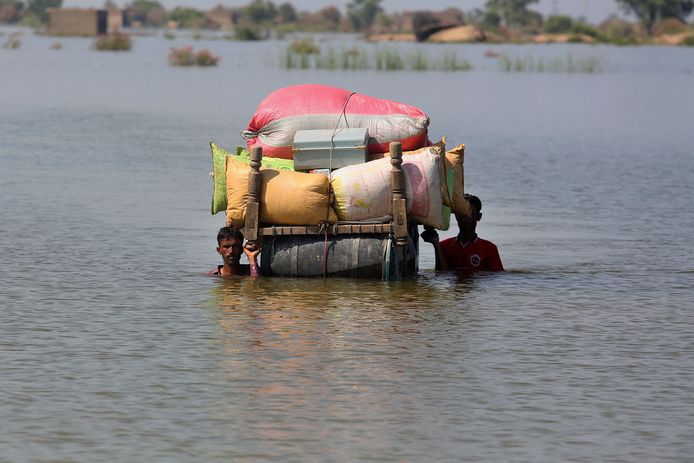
[421, 194, 504, 272]
[208, 226, 261, 277]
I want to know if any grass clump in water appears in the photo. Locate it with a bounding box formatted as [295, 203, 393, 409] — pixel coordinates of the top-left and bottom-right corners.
[498, 52, 603, 73]
[3, 33, 21, 49]
[290, 37, 320, 54]
[93, 33, 132, 51]
[195, 49, 221, 66]
[281, 44, 472, 72]
[375, 48, 404, 70]
[408, 49, 429, 71]
[439, 51, 472, 71]
[169, 46, 220, 66]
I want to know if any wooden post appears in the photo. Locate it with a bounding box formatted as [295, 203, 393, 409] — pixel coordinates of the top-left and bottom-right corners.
[245, 146, 262, 244]
[390, 142, 408, 247]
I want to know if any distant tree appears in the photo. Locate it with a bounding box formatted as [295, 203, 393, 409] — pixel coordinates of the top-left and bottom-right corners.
[484, 0, 539, 27]
[482, 11, 502, 30]
[615, 0, 694, 33]
[440, 7, 465, 24]
[543, 15, 573, 33]
[347, 0, 382, 31]
[27, 0, 62, 22]
[103, 0, 118, 9]
[0, 0, 23, 24]
[598, 17, 640, 44]
[277, 2, 296, 23]
[128, 0, 166, 27]
[169, 7, 205, 28]
[243, 0, 277, 24]
[317, 5, 341, 27]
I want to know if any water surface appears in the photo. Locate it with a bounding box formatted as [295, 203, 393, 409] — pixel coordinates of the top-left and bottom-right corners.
[1, 31, 693, 462]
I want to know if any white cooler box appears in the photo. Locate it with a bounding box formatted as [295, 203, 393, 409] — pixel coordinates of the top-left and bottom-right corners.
[292, 128, 369, 171]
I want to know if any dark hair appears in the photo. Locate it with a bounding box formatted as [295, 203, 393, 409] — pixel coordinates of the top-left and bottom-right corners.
[217, 226, 244, 244]
[464, 194, 482, 212]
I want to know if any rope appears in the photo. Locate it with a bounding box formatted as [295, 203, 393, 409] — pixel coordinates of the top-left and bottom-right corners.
[323, 226, 329, 279]
[326, 91, 356, 222]
[322, 91, 356, 278]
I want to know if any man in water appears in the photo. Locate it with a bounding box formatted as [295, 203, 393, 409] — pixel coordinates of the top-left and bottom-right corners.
[209, 226, 261, 277]
[421, 194, 504, 272]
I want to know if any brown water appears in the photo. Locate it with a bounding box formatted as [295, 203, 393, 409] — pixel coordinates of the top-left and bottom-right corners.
[1, 31, 693, 462]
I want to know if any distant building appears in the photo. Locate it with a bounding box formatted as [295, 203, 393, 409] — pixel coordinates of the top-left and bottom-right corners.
[47, 8, 126, 36]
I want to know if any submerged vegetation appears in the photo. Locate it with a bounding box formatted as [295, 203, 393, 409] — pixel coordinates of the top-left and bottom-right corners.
[282, 40, 472, 72]
[93, 33, 132, 51]
[168, 46, 220, 66]
[498, 53, 603, 74]
[2, 32, 21, 49]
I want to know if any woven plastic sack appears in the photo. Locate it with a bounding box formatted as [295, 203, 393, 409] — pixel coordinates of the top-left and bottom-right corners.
[225, 156, 336, 228]
[369, 140, 453, 208]
[331, 150, 445, 229]
[242, 84, 430, 160]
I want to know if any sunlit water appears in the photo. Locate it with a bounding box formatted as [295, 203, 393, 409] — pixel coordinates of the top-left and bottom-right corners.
[1, 30, 693, 462]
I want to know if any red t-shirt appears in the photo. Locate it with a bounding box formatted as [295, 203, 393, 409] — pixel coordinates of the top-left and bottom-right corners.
[439, 236, 504, 271]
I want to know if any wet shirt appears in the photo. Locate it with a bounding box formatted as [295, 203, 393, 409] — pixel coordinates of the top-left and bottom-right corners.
[207, 264, 260, 277]
[439, 236, 504, 272]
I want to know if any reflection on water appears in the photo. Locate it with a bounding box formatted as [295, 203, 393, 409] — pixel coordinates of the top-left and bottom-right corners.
[1, 31, 693, 462]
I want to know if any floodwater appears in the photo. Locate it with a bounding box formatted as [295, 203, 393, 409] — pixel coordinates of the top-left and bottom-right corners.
[1, 30, 693, 462]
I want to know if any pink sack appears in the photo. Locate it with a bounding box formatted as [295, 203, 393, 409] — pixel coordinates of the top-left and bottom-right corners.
[242, 84, 430, 160]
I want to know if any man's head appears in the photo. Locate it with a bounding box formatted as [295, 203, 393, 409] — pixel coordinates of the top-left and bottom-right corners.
[216, 226, 245, 266]
[455, 194, 482, 236]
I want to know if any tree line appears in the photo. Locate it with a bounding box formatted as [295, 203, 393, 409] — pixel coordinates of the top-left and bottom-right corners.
[1, 0, 692, 37]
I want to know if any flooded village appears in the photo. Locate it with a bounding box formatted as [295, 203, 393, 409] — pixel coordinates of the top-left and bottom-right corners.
[2, 0, 694, 46]
[2, 1, 694, 462]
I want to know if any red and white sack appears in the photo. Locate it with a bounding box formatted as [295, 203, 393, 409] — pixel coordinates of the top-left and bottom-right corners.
[242, 84, 430, 160]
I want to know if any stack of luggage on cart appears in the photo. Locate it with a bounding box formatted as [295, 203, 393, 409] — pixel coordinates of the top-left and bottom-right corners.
[210, 84, 472, 279]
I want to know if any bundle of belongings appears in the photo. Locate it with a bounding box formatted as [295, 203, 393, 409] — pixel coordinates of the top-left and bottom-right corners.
[210, 84, 471, 231]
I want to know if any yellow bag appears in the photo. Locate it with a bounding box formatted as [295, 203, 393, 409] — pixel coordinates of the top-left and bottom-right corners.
[225, 156, 336, 228]
[445, 143, 471, 217]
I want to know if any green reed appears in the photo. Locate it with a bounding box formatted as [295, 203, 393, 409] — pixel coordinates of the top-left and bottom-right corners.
[93, 33, 132, 51]
[3, 32, 21, 50]
[282, 44, 472, 72]
[498, 52, 603, 73]
[408, 49, 429, 71]
[439, 51, 472, 71]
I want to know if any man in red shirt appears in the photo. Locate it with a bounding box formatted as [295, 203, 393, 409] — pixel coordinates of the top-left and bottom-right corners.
[421, 194, 504, 272]
[208, 226, 261, 277]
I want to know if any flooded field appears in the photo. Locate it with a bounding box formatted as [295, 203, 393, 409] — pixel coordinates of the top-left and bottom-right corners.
[1, 30, 693, 462]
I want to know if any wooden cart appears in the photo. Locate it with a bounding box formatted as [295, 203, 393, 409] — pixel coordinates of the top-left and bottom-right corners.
[243, 142, 418, 280]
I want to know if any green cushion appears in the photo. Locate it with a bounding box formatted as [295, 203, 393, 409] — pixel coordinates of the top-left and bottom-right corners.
[210, 142, 294, 215]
